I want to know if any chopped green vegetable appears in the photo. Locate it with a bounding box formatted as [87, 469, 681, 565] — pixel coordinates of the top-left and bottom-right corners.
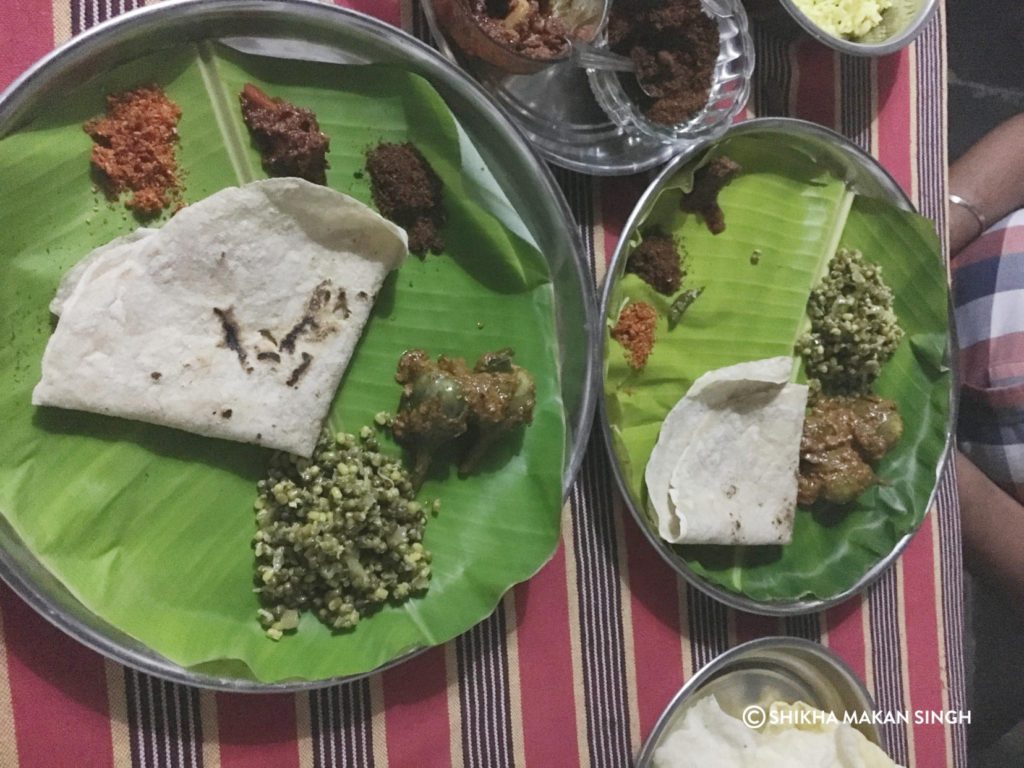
[667, 286, 705, 329]
[252, 428, 433, 639]
[795, 247, 903, 395]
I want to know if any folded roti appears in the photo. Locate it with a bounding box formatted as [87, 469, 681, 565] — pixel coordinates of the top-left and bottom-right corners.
[33, 177, 408, 457]
[645, 357, 808, 545]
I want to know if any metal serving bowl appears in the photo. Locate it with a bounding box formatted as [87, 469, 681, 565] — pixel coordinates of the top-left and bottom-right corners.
[635, 637, 886, 766]
[428, 0, 610, 75]
[778, 0, 938, 56]
[598, 117, 953, 616]
[0, 0, 598, 691]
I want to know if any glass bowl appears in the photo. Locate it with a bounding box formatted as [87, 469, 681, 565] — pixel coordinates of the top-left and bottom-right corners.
[428, 0, 610, 75]
[587, 0, 754, 145]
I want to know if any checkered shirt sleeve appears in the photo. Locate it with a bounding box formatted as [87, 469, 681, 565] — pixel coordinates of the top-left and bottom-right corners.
[955, 208, 1024, 503]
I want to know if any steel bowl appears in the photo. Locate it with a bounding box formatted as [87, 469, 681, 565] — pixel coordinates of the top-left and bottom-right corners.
[0, 0, 598, 691]
[635, 637, 887, 766]
[428, 0, 610, 75]
[778, 0, 938, 56]
[598, 117, 953, 616]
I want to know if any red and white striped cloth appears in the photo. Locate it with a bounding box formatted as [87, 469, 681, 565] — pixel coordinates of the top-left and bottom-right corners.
[0, 1, 963, 766]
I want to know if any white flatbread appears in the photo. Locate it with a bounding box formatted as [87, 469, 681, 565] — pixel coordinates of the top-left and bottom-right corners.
[33, 177, 408, 457]
[645, 357, 808, 545]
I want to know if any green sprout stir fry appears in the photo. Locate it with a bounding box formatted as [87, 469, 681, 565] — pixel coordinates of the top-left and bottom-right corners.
[796, 248, 903, 396]
[252, 426, 436, 639]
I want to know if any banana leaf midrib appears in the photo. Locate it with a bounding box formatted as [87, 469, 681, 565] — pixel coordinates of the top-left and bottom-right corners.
[789, 186, 857, 384]
[197, 41, 257, 185]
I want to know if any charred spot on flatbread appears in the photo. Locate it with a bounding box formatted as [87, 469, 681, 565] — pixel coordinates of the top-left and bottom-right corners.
[279, 279, 343, 354]
[334, 290, 350, 319]
[286, 352, 314, 388]
[214, 306, 252, 373]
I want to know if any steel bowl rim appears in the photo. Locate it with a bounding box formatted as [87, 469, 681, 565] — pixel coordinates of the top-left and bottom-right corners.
[634, 635, 882, 765]
[0, 0, 600, 692]
[598, 116, 954, 617]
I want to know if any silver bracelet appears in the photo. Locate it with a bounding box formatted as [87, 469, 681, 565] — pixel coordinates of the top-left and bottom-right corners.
[949, 193, 988, 238]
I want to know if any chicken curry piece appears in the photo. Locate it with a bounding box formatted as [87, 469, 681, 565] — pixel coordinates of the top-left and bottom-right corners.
[797, 395, 903, 505]
[393, 348, 536, 487]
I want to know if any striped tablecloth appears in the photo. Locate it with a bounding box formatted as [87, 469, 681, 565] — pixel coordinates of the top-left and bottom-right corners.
[0, 1, 964, 766]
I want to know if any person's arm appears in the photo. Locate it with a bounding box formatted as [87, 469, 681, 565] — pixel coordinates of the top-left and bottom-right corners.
[949, 114, 1024, 256]
[956, 449, 1024, 615]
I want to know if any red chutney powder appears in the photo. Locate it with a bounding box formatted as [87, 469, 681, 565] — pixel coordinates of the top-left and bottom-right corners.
[84, 85, 183, 215]
[611, 301, 658, 370]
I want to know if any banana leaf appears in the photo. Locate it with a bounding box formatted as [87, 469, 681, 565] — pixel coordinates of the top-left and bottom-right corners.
[603, 134, 949, 603]
[0, 42, 565, 682]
